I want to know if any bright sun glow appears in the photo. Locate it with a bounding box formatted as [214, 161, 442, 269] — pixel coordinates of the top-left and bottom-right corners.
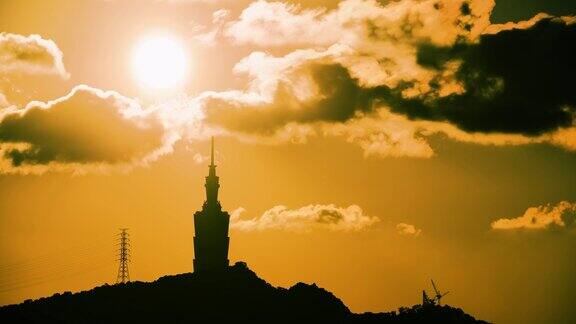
[132, 33, 188, 91]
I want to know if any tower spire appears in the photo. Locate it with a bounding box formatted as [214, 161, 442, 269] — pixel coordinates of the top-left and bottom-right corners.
[210, 136, 215, 167]
[205, 136, 219, 203]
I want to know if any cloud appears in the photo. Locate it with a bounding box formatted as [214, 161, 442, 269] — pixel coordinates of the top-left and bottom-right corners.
[192, 9, 232, 46]
[324, 110, 435, 159]
[0, 32, 69, 110]
[162, 0, 231, 2]
[230, 204, 379, 232]
[225, 0, 493, 47]
[0, 33, 69, 78]
[325, 108, 576, 159]
[415, 16, 576, 136]
[0, 85, 178, 174]
[483, 13, 576, 35]
[491, 201, 576, 231]
[37, 1, 568, 164]
[225, 0, 335, 47]
[0, 93, 9, 108]
[5, 1, 572, 173]
[202, 62, 376, 134]
[193, 0, 576, 157]
[223, 0, 495, 93]
[212, 8, 231, 23]
[396, 223, 422, 236]
[200, 53, 575, 158]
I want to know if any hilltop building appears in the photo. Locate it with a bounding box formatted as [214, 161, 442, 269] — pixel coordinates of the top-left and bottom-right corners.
[193, 137, 230, 273]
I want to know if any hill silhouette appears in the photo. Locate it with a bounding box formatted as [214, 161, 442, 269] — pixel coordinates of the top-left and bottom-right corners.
[0, 262, 489, 323]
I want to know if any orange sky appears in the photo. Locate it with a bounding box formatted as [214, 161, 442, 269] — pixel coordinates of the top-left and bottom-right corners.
[0, 1, 575, 324]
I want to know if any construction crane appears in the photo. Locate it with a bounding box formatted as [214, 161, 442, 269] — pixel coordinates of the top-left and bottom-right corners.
[422, 279, 449, 306]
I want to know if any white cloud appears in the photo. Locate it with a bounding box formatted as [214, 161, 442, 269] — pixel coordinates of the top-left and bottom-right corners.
[396, 223, 422, 236]
[491, 201, 576, 231]
[484, 13, 576, 34]
[324, 109, 435, 159]
[223, 0, 493, 91]
[0, 93, 9, 108]
[225, 0, 494, 47]
[0, 33, 69, 78]
[230, 204, 379, 232]
[192, 8, 232, 46]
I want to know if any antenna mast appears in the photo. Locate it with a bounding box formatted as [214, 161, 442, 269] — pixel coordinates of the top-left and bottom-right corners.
[210, 136, 215, 166]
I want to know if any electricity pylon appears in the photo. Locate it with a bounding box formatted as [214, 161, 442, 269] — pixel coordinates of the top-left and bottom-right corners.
[116, 228, 130, 284]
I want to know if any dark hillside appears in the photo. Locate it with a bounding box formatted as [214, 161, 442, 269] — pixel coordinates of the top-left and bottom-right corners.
[0, 262, 489, 324]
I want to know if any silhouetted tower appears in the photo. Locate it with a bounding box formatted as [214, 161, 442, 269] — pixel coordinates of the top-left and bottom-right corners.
[193, 137, 230, 273]
[116, 228, 130, 283]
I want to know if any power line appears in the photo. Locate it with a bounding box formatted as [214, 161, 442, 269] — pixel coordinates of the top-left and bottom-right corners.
[0, 253, 110, 291]
[0, 244, 110, 275]
[0, 233, 111, 272]
[0, 260, 110, 294]
[116, 228, 130, 284]
[0, 235, 113, 294]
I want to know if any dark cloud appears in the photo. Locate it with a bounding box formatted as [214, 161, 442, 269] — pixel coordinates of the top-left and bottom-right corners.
[0, 85, 171, 172]
[203, 64, 375, 134]
[415, 17, 576, 135]
[491, 0, 576, 23]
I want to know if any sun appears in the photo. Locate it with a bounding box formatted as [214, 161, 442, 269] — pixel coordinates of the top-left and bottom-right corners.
[131, 33, 188, 91]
